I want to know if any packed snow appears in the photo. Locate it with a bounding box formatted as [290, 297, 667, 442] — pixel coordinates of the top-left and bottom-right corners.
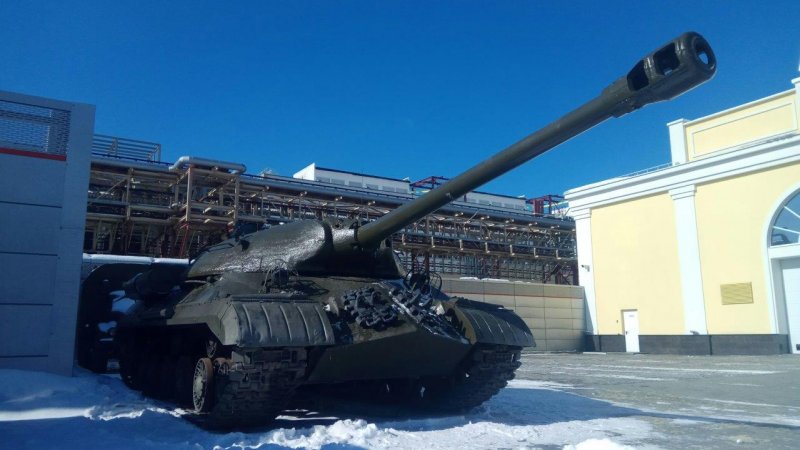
[0, 368, 654, 450]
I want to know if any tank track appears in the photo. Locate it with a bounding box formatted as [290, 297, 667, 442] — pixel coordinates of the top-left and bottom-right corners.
[117, 330, 306, 429]
[192, 349, 307, 429]
[421, 344, 522, 412]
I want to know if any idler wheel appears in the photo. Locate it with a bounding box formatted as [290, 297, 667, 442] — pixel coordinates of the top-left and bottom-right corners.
[192, 357, 215, 412]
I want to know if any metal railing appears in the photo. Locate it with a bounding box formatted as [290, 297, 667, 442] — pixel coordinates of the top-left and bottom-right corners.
[92, 134, 161, 161]
[620, 162, 673, 179]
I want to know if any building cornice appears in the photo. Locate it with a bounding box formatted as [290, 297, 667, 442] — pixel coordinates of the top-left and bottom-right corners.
[570, 208, 591, 220]
[565, 133, 800, 210]
[669, 185, 696, 200]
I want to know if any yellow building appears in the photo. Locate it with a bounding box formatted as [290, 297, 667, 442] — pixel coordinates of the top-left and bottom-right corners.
[565, 78, 800, 355]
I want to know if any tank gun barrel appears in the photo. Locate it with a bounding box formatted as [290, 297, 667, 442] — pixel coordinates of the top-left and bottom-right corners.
[354, 32, 716, 249]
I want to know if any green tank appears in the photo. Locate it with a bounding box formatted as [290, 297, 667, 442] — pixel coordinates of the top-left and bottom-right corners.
[85, 32, 716, 428]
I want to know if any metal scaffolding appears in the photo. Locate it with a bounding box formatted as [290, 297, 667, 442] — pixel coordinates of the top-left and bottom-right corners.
[85, 135, 577, 284]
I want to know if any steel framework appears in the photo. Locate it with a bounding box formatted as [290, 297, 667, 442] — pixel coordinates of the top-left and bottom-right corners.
[85, 136, 577, 284]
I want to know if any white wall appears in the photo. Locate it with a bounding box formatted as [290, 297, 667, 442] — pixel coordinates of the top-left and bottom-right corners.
[463, 191, 527, 211]
[293, 163, 410, 193]
[292, 162, 316, 181]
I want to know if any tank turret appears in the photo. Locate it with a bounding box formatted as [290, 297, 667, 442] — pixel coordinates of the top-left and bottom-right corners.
[82, 32, 716, 429]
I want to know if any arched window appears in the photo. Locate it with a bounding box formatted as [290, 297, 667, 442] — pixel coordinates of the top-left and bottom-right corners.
[771, 189, 800, 246]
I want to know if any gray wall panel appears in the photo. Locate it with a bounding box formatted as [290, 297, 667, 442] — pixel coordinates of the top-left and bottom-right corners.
[545, 328, 581, 340]
[544, 285, 582, 298]
[515, 297, 545, 308]
[531, 330, 547, 343]
[514, 306, 545, 319]
[482, 294, 515, 308]
[544, 308, 573, 319]
[0, 155, 65, 207]
[545, 297, 573, 309]
[544, 318, 573, 329]
[514, 283, 544, 296]
[484, 282, 514, 295]
[0, 304, 52, 356]
[0, 356, 50, 372]
[0, 204, 60, 254]
[0, 254, 56, 304]
[523, 318, 546, 330]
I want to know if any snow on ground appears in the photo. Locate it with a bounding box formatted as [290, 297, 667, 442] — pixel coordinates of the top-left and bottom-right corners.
[0, 369, 656, 450]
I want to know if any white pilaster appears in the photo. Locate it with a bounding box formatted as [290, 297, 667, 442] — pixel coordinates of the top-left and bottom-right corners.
[670, 185, 708, 334]
[572, 208, 598, 334]
[668, 119, 689, 165]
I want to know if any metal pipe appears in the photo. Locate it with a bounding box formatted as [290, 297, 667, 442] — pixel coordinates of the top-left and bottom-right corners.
[92, 156, 171, 173]
[169, 155, 246, 174]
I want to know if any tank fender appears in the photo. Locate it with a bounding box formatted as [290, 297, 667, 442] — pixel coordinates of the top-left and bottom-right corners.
[446, 297, 535, 348]
[217, 296, 336, 348]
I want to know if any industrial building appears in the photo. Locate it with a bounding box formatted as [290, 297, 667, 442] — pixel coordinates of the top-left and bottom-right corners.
[567, 77, 800, 355]
[86, 142, 577, 283]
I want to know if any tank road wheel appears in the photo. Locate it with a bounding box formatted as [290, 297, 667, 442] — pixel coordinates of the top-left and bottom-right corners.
[193, 357, 215, 413]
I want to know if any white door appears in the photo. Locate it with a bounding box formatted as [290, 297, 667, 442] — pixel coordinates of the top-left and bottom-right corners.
[622, 310, 640, 353]
[781, 258, 800, 354]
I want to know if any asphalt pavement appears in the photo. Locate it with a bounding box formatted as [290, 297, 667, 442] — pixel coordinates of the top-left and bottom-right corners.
[517, 351, 800, 449]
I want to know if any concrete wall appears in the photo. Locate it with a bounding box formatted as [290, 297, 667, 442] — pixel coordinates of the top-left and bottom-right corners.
[441, 278, 585, 351]
[0, 90, 94, 375]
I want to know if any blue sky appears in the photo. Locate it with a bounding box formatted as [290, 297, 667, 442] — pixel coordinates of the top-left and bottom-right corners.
[2, 1, 799, 198]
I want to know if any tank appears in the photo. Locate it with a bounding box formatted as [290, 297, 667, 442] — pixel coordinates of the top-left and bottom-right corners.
[83, 32, 716, 428]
